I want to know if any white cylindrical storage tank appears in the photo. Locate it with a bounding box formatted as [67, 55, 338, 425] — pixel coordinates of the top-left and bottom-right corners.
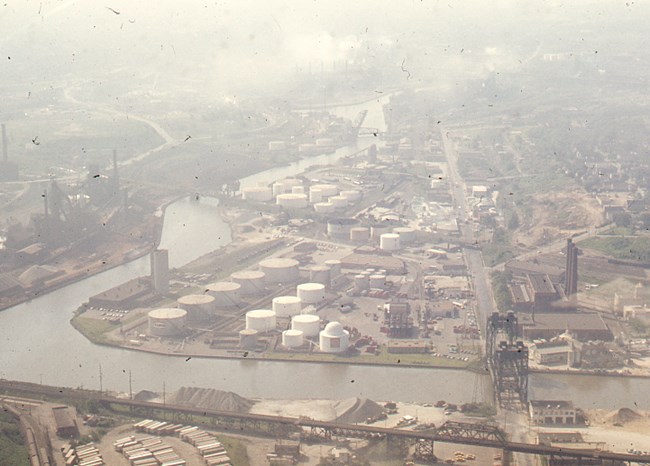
[148, 308, 187, 337]
[369, 274, 387, 290]
[276, 193, 308, 209]
[380, 233, 401, 251]
[319, 321, 350, 353]
[325, 259, 342, 277]
[205, 282, 241, 308]
[327, 218, 359, 238]
[245, 309, 277, 332]
[329, 195, 349, 209]
[291, 314, 320, 337]
[353, 274, 369, 290]
[282, 329, 304, 348]
[371, 223, 391, 240]
[260, 258, 300, 284]
[314, 202, 335, 214]
[297, 282, 326, 304]
[239, 329, 258, 349]
[309, 266, 330, 285]
[272, 182, 287, 197]
[311, 184, 338, 197]
[231, 270, 267, 296]
[242, 186, 273, 202]
[309, 188, 324, 203]
[268, 140, 286, 151]
[177, 294, 216, 321]
[272, 296, 303, 317]
[340, 190, 362, 202]
[393, 227, 416, 244]
[291, 185, 305, 194]
[350, 227, 370, 243]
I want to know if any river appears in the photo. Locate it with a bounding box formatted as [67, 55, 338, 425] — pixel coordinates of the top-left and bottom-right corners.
[1, 95, 648, 410]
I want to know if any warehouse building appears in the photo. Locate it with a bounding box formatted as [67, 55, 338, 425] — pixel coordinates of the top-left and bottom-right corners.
[519, 312, 613, 341]
[529, 400, 576, 425]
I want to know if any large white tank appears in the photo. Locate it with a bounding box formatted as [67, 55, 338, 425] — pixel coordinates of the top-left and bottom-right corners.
[276, 193, 308, 209]
[239, 329, 258, 349]
[245, 309, 277, 332]
[329, 195, 349, 209]
[291, 314, 320, 337]
[314, 202, 335, 214]
[205, 282, 242, 308]
[311, 184, 338, 197]
[350, 227, 370, 243]
[268, 140, 286, 151]
[393, 226, 416, 244]
[319, 321, 350, 353]
[353, 274, 369, 290]
[272, 296, 303, 316]
[340, 190, 362, 202]
[148, 308, 187, 337]
[369, 274, 387, 290]
[327, 218, 360, 238]
[242, 186, 273, 202]
[325, 259, 342, 277]
[380, 233, 401, 251]
[177, 294, 216, 321]
[297, 283, 326, 304]
[282, 329, 304, 348]
[260, 258, 300, 284]
[309, 187, 324, 203]
[272, 182, 287, 197]
[231, 270, 266, 296]
[309, 266, 330, 285]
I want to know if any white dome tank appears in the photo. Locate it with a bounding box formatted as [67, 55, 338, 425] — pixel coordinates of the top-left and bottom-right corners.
[205, 282, 241, 308]
[239, 329, 258, 349]
[148, 308, 187, 337]
[314, 202, 335, 214]
[325, 259, 342, 277]
[319, 321, 350, 353]
[309, 188, 324, 203]
[353, 274, 369, 290]
[260, 258, 300, 285]
[329, 195, 349, 209]
[272, 182, 287, 197]
[242, 186, 273, 202]
[297, 282, 326, 304]
[369, 274, 387, 290]
[340, 190, 362, 202]
[272, 296, 303, 316]
[231, 270, 266, 296]
[311, 184, 339, 197]
[309, 266, 330, 285]
[380, 233, 401, 251]
[276, 193, 308, 209]
[245, 309, 277, 332]
[393, 226, 416, 244]
[177, 294, 216, 321]
[291, 314, 320, 337]
[350, 227, 370, 243]
[291, 185, 305, 194]
[282, 329, 304, 347]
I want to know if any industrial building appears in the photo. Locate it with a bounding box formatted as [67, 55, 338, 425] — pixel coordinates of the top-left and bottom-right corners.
[528, 400, 577, 425]
[52, 406, 80, 438]
[518, 312, 613, 341]
[88, 277, 153, 309]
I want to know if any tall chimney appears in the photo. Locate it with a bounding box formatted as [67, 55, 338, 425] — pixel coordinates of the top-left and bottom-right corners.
[112, 149, 119, 190]
[2, 123, 7, 163]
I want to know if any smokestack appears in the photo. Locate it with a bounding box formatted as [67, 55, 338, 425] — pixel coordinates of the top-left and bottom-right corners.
[565, 238, 579, 297]
[113, 149, 119, 189]
[2, 123, 7, 163]
[43, 189, 48, 218]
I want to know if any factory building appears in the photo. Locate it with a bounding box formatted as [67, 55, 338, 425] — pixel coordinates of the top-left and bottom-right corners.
[52, 406, 80, 438]
[148, 308, 187, 337]
[518, 312, 613, 341]
[319, 321, 350, 353]
[509, 273, 560, 312]
[529, 400, 576, 425]
[88, 277, 152, 309]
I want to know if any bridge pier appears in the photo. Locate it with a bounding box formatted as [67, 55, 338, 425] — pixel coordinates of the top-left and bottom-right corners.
[413, 438, 436, 463]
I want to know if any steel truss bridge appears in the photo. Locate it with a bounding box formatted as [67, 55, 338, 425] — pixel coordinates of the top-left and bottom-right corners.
[1, 380, 649, 465]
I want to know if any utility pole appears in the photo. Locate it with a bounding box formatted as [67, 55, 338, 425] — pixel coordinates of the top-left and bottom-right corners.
[129, 370, 133, 401]
[99, 364, 103, 394]
[163, 381, 166, 407]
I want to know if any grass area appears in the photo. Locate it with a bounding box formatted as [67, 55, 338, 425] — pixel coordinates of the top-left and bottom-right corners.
[0, 411, 29, 466]
[217, 436, 250, 466]
[70, 316, 117, 344]
[265, 347, 469, 368]
[481, 228, 516, 267]
[600, 226, 637, 236]
[579, 235, 650, 262]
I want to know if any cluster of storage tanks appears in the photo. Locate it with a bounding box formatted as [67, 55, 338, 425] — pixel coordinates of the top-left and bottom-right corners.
[241, 177, 362, 213]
